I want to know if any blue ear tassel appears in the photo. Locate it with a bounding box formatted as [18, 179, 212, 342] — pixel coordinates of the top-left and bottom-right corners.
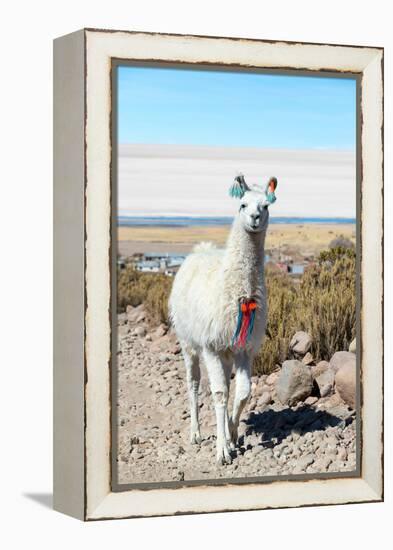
[266, 192, 276, 204]
[229, 182, 244, 198]
[229, 174, 249, 199]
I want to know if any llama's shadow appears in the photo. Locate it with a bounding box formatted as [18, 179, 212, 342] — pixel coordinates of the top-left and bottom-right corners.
[240, 404, 354, 449]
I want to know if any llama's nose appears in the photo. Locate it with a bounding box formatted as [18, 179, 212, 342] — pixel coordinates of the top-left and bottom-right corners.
[250, 213, 260, 223]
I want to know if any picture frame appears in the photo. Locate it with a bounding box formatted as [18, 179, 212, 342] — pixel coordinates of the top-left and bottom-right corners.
[53, 28, 383, 521]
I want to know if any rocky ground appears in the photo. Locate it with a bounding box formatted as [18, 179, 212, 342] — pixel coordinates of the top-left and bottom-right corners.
[116, 305, 357, 485]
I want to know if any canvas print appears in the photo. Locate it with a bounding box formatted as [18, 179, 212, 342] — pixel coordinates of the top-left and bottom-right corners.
[114, 65, 358, 486]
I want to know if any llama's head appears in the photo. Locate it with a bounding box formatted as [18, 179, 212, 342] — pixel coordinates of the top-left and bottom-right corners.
[229, 174, 278, 233]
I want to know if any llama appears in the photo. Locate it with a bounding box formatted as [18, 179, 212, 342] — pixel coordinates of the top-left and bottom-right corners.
[169, 174, 278, 464]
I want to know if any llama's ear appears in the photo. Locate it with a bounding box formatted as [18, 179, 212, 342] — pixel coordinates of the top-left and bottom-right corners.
[265, 177, 278, 204]
[229, 173, 250, 199]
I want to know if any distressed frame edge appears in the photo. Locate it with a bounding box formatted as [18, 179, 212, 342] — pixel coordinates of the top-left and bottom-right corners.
[80, 29, 383, 520]
[53, 29, 86, 520]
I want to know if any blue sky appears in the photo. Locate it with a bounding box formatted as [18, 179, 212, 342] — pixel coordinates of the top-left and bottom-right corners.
[118, 66, 356, 149]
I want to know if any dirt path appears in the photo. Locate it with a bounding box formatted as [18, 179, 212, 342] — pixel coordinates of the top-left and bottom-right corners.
[116, 306, 356, 485]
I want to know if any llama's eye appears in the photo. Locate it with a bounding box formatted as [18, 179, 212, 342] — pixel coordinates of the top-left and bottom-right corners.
[263, 204, 268, 210]
[240, 204, 246, 210]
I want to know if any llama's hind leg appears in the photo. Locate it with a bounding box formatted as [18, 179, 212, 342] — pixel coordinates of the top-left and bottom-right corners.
[182, 343, 202, 444]
[230, 352, 252, 447]
[203, 348, 232, 465]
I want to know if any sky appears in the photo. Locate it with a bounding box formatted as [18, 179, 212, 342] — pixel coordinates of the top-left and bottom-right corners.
[118, 66, 356, 150]
[117, 65, 357, 218]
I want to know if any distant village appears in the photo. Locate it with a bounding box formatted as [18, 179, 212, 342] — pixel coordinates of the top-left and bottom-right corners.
[118, 250, 311, 277]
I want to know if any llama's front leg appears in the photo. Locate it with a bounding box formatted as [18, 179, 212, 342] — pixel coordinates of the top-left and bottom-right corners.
[203, 348, 232, 465]
[182, 344, 201, 444]
[230, 352, 252, 447]
[222, 356, 236, 451]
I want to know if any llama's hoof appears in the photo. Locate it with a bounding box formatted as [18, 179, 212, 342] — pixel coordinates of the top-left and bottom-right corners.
[216, 443, 233, 465]
[190, 431, 202, 445]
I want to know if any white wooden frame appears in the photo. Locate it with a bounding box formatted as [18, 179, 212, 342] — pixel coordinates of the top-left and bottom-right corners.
[53, 28, 383, 521]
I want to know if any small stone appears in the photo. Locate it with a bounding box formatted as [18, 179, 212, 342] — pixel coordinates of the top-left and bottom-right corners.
[118, 325, 130, 337]
[337, 447, 348, 461]
[289, 331, 312, 356]
[153, 324, 167, 339]
[266, 372, 279, 385]
[257, 391, 272, 407]
[349, 338, 356, 354]
[159, 395, 172, 407]
[260, 384, 271, 394]
[320, 392, 343, 409]
[295, 454, 314, 471]
[251, 445, 264, 455]
[133, 326, 147, 337]
[314, 456, 332, 471]
[168, 343, 181, 355]
[117, 312, 128, 325]
[311, 360, 330, 379]
[315, 366, 335, 397]
[302, 352, 314, 365]
[304, 396, 318, 406]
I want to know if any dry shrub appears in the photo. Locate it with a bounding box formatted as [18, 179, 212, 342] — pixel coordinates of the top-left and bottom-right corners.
[254, 247, 356, 375]
[117, 266, 172, 324]
[300, 247, 356, 361]
[118, 248, 356, 375]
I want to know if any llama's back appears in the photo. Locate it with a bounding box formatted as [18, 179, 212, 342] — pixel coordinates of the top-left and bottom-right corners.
[169, 242, 231, 349]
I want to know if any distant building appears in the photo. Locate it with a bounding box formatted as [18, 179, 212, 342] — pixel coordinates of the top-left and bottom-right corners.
[136, 260, 161, 273]
[291, 264, 306, 275]
[136, 252, 186, 274]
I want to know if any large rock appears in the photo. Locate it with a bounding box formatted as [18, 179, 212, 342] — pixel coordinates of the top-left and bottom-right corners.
[289, 331, 312, 356]
[315, 366, 335, 397]
[276, 360, 313, 406]
[330, 351, 356, 373]
[335, 362, 356, 409]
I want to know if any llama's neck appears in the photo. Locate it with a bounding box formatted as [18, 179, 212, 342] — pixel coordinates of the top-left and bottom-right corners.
[221, 216, 266, 302]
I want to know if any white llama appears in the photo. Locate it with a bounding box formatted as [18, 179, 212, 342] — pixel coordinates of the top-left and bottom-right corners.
[169, 174, 278, 464]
